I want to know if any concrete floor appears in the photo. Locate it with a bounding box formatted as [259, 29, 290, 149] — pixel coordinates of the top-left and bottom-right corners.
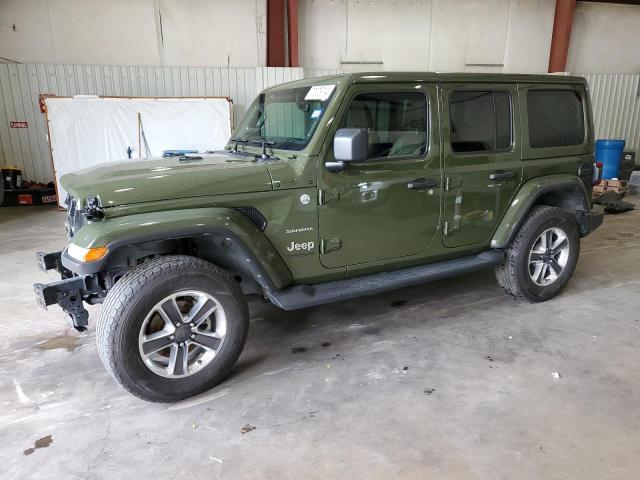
[1, 201, 639, 480]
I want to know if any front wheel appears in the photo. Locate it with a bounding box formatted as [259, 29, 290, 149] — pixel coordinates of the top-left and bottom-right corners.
[96, 255, 249, 402]
[495, 206, 580, 302]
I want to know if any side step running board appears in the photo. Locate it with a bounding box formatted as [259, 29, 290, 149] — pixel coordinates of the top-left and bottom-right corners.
[268, 250, 504, 310]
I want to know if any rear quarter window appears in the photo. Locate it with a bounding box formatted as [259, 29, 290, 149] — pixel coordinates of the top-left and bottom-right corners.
[449, 90, 512, 154]
[527, 90, 585, 148]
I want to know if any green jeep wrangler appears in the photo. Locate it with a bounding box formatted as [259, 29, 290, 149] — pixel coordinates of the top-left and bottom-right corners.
[35, 73, 604, 402]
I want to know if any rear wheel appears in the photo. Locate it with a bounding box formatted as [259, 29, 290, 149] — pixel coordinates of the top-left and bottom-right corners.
[495, 206, 580, 302]
[96, 255, 249, 402]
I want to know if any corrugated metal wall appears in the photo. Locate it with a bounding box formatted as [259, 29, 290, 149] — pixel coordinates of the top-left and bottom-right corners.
[0, 64, 303, 183]
[1, 65, 638, 184]
[584, 73, 640, 157]
[304, 69, 345, 79]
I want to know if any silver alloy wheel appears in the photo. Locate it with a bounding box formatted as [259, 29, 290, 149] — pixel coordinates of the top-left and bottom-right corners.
[528, 227, 570, 286]
[138, 290, 227, 378]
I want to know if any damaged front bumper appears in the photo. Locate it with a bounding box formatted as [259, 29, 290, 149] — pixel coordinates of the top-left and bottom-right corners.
[33, 251, 102, 331]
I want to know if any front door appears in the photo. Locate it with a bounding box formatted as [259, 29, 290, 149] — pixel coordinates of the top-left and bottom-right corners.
[441, 84, 523, 247]
[318, 83, 441, 268]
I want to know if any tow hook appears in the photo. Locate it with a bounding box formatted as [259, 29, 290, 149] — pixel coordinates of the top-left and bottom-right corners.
[34, 274, 101, 331]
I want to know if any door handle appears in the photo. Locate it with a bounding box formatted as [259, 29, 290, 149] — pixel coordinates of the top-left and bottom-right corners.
[489, 170, 514, 181]
[407, 178, 438, 189]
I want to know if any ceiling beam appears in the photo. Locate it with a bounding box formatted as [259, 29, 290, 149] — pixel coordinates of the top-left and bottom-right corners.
[579, 1, 640, 5]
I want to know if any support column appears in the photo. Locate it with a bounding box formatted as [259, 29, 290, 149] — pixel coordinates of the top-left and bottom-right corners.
[267, 0, 286, 67]
[287, 0, 299, 67]
[548, 0, 577, 73]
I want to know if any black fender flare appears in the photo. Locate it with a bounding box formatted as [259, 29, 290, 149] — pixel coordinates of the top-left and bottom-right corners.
[61, 209, 293, 292]
[491, 174, 591, 248]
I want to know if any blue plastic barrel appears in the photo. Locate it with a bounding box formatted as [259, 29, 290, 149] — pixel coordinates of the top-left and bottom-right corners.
[595, 139, 625, 179]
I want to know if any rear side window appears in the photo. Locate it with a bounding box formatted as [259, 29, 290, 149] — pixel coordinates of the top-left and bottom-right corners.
[449, 91, 512, 154]
[340, 92, 428, 159]
[527, 90, 585, 148]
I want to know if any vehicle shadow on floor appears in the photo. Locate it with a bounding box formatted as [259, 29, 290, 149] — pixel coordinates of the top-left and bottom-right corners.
[225, 268, 509, 383]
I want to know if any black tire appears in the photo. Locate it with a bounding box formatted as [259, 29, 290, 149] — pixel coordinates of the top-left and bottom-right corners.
[495, 206, 580, 302]
[96, 255, 249, 402]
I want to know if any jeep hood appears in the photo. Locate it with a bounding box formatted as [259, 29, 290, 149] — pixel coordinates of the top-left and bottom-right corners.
[61, 153, 273, 207]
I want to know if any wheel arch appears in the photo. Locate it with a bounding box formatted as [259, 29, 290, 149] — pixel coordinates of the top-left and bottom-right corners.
[491, 174, 590, 249]
[61, 208, 293, 294]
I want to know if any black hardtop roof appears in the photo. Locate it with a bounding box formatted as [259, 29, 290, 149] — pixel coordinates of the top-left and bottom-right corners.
[347, 71, 586, 84]
[271, 71, 587, 89]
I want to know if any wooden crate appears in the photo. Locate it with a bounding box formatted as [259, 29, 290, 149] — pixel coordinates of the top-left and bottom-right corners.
[592, 179, 628, 196]
[605, 179, 628, 193]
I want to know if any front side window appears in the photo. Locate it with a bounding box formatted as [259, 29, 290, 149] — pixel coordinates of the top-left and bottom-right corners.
[339, 92, 428, 159]
[528, 90, 585, 148]
[449, 90, 512, 154]
[234, 84, 336, 151]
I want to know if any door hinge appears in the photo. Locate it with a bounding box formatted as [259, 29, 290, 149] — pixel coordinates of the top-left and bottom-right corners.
[320, 238, 342, 254]
[318, 189, 340, 206]
[443, 220, 461, 236]
[444, 176, 462, 192]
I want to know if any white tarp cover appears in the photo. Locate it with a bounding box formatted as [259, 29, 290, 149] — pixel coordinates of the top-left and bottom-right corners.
[45, 96, 232, 207]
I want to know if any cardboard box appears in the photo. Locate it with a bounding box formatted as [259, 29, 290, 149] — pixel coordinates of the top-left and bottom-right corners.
[605, 179, 627, 189]
[593, 180, 628, 196]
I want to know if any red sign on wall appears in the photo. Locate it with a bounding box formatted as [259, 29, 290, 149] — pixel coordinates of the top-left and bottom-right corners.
[9, 121, 28, 128]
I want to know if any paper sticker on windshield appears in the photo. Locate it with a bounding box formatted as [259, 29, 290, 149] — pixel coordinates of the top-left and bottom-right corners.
[305, 85, 336, 101]
[311, 109, 322, 119]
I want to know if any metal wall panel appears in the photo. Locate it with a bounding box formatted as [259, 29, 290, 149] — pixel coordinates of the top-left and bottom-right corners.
[2, 65, 638, 184]
[0, 64, 303, 183]
[304, 69, 345, 78]
[583, 73, 640, 160]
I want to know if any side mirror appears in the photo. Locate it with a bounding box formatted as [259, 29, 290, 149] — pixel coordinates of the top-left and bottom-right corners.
[326, 128, 369, 172]
[334, 128, 368, 162]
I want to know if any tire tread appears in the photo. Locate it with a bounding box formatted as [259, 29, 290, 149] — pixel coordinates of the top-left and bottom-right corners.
[96, 255, 247, 402]
[495, 205, 578, 302]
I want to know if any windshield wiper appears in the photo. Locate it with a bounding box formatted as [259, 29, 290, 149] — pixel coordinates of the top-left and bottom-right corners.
[243, 137, 277, 160]
[228, 135, 278, 160]
[229, 138, 249, 153]
[221, 138, 256, 158]
[259, 139, 276, 160]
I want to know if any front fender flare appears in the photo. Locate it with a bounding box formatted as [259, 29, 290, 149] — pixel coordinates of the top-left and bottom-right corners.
[61, 208, 293, 290]
[491, 174, 590, 249]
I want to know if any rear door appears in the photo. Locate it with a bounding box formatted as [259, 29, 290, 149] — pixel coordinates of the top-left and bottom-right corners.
[441, 83, 522, 247]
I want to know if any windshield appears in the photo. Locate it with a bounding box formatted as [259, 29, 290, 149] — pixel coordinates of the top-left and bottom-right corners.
[233, 84, 336, 151]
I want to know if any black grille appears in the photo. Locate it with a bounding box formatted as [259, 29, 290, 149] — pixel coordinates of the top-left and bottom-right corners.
[65, 195, 86, 238]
